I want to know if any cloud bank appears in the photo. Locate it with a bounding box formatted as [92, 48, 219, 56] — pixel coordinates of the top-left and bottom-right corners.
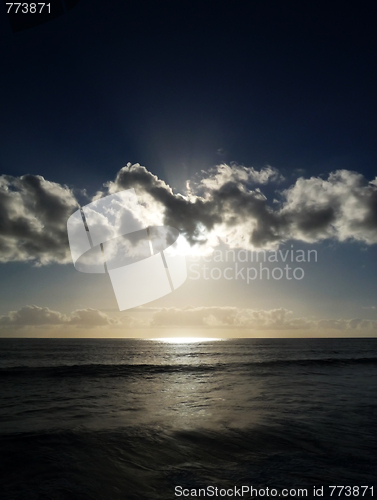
[151, 306, 312, 329]
[1, 163, 377, 264]
[0, 305, 119, 328]
[150, 306, 377, 331]
[1, 305, 377, 335]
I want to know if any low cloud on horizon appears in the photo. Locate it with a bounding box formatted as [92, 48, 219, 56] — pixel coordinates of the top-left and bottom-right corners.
[0, 305, 120, 329]
[1, 305, 377, 337]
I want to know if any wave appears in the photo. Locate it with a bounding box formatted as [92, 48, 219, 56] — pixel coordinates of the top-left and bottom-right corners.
[1, 356, 377, 378]
[1, 424, 376, 500]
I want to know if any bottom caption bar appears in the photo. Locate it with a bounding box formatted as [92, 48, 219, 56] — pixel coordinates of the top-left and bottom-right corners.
[174, 485, 374, 497]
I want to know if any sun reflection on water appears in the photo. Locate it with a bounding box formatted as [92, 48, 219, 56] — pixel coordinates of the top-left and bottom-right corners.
[153, 337, 223, 344]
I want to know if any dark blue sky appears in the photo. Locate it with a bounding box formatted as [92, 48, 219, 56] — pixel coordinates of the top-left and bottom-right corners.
[1, 0, 376, 193]
[1, 1, 377, 336]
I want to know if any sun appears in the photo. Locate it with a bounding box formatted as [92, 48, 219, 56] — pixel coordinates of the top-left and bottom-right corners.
[153, 337, 222, 344]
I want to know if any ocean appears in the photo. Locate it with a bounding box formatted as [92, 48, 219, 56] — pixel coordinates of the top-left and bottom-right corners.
[0, 338, 376, 499]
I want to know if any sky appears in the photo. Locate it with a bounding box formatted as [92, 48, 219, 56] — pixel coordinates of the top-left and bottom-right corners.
[1, 0, 377, 338]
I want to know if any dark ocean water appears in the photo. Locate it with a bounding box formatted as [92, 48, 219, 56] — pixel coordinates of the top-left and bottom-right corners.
[0, 338, 376, 500]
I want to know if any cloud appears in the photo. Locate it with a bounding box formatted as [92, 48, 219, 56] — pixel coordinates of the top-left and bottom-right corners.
[68, 308, 120, 327]
[195, 163, 283, 193]
[0, 174, 78, 265]
[1, 305, 377, 335]
[281, 170, 377, 244]
[0, 305, 119, 328]
[150, 306, 313, 330]
[0, 305, 66, 326]
[105, 163, 377, 252]
[149, 306, 377, 332]
[104, 162, 288, 250]
[2, 164, 377, 265]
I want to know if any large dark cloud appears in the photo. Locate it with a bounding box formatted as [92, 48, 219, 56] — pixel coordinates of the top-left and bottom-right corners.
[0, 174, 78, 264]
[107, 163, 377, 250]
[1, 164, 377, 265]
[106, 163, 287, 248]
[280, 171, 377, 244]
